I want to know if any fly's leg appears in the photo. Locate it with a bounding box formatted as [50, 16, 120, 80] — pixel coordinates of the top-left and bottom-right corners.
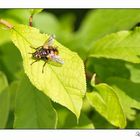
[30, 60, 38, 65]
[29, 46, 42, 50]
[29, 46, 37, 50]
[42, 61, 47, 73]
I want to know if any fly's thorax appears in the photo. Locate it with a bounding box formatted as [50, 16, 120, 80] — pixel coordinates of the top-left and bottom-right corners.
[32, 48, 47, 59]
[32, 51, 41, 59]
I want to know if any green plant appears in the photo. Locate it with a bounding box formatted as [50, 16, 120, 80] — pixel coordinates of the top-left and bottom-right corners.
[1, 9, 140, 129]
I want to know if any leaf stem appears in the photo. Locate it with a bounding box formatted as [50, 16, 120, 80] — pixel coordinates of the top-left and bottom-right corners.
[29, 15, 33, 27]
[0, 19, 14, 29]
[84, 58, 93, 81]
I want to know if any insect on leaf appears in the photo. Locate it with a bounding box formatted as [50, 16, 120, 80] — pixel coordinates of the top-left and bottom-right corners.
[11, 24, 86, 119]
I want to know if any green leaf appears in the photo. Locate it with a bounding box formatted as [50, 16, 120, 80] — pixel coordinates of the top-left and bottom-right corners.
[72, 9, 140, 59]
[59, 13, 75, 33]
[33, 12, 60, 35]
[6, 81, 19, 128]
[0, 71, 10, 128]
[87, 58, 130, 82]
[125, 63, 140, 83]
[0, 9, 30, 45]
[134, 113, 140, 128]
[29, 9, 43, 16]
[91, 111, 116, 128]
[56, 106, 94, 128]
[0, 9, 30, 24]
[0, 42, 22, 82]
[86, 83, 126, 128]
[89, 28, 140, 63]
[11, 24, 86, 119]
[79, 9, 140, 45]
[14, 75, 57, 128]
[0, 29, 11, 46]
[0, 71, 8, 92]
[106, 77, 140, 121]
[33, 12, 75, 48]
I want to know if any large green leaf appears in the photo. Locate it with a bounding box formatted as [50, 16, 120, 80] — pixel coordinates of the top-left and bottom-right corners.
[79, 9, 140, 45]
[71, 9, 140, 59]
[106, 77, 140, 121]
[87, 83, 126, 128]
[0, 42, 22, 82]
[0, 71, 10, 128]
[11, 24, 86, 119]
[90, 28, 140, 63]
[14, 76, 57, 128]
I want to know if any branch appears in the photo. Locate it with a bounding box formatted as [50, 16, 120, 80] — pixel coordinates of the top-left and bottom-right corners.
[0, 19, 14, 29]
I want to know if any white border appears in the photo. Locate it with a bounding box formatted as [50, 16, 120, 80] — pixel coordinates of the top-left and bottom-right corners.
[0, 1, 140, 140]
[1, 0, 140, 8]
[0, 130, 140, 140]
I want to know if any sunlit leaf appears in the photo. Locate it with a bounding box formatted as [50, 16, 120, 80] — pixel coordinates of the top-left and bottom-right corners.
[87, 83, 126, 128]
[106, 77, 140, 121]
[11, 24, 86, 119]
[72, 9, 140, 58]
[90, 28, 140, 63]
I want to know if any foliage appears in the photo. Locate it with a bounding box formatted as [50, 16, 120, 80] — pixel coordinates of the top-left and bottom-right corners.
[1, 9, 140, 129]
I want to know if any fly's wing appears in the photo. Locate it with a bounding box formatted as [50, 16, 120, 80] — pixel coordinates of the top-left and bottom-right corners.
[43, 34, 55, 48]
[50, 55, 64, 65]
[48, 34, 55, 46]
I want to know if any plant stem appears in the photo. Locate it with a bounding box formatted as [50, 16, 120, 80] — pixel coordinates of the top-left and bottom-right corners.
[0, 19, 14, 29]
[29, 15, 33, 27]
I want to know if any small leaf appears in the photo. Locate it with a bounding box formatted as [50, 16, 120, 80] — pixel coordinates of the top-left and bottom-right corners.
[14, 75, 57, 128]
[29, 9, 43, 16]
[87, 83, 126, 128]
[11, 24, 86, 119]
[90, 28, 140, 63]
[0, 71, 10, 128]
[90, 73, 96, 87]
[106, 77, 140, 121]
[126, 63, 140, 83]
